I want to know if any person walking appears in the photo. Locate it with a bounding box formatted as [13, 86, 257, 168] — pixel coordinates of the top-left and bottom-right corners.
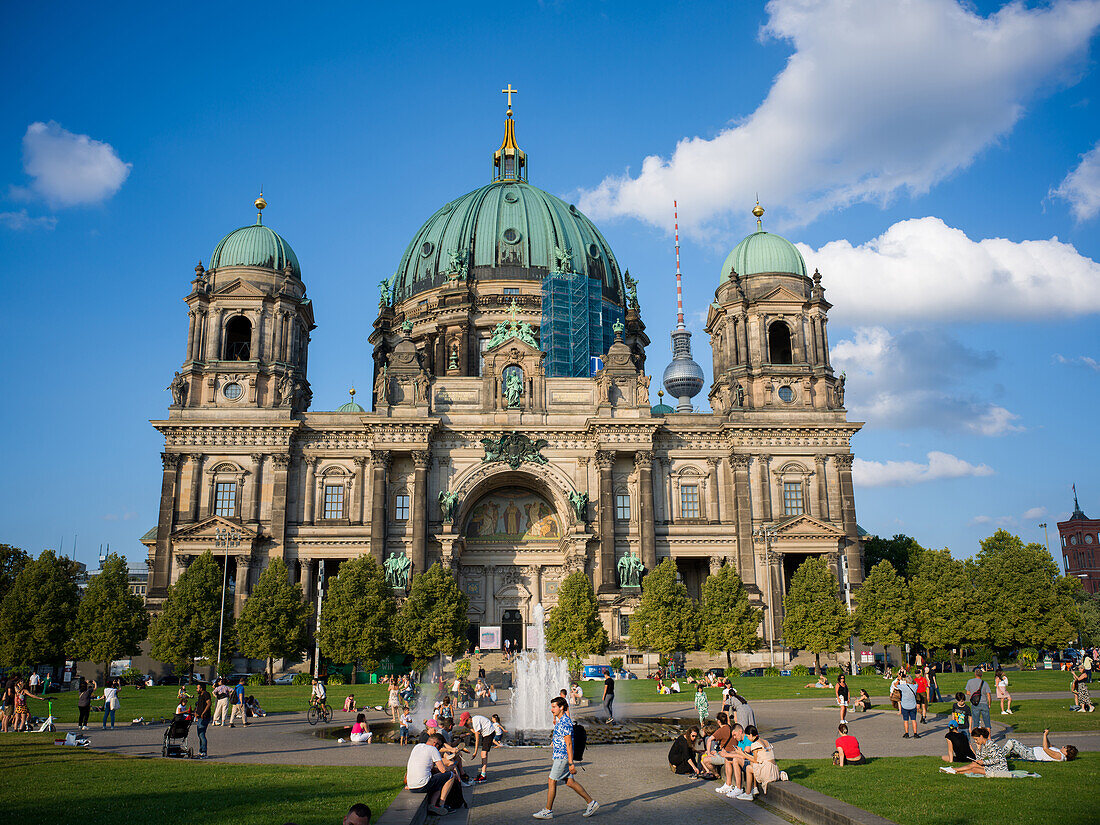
[28, 671, 41, 695]
[1, 678, 14, 733]
[995, 669, 1013, 715]
[835, 674, 849, 722]
[897, 673, 920, 739]
[601, 670, 615, 724]
[914, 669, 929, 724]
[532, 697, 598, 820]
[694, 683, 709, 727]
[212, 678, 231, 726]
[76, 678, 95, 730]
[229, 677, 248, 727]
[194, 682, 212, 758]
[964, 668, 992, 731]
[100, 680, 120, 729]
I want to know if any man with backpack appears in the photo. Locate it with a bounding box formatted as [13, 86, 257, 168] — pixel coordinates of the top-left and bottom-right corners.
[532, 697, 598, 819]
[964, 668, 992, 733]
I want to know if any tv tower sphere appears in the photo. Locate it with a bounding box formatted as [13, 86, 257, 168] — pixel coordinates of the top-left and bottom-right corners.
[661, 200, 704, 412]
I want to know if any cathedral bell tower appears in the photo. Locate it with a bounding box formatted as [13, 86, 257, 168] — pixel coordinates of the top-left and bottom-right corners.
[705, 203, 842, 415]
[168, 194, 316, 412]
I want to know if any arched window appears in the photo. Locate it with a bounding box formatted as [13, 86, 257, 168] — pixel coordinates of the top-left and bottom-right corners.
[768, 321, 793, 364]
[224, 316, 252, 360]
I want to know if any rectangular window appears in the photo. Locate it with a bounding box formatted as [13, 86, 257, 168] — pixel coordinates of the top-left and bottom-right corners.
[619, 614, 631, 638]
[323, 484, 345, 520]
[503, 287, 520, 296]
[214, 481, 237, 517]
[784, 481, 804, 515]
[394, 494, 410, 521]
[680, 485, 700, 519]
[615, 493, 630, 521]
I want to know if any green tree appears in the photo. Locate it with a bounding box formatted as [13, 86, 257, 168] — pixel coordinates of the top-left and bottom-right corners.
[0, 544, 30, 603]
[698, 564, 761, 668]
[237, 557, 310, 682]
[0, 549, 82, 668]
[149, 552, 233, 676]
[630, 558, 698, 654]
[862, 534, 924, 580]
[908, 548, 987, 669]
[854, 560, 910, 651]
[781, 557, 852, 672]
[974, 529, 1078, 649]
[316, 556, 395, 675]
[1079, 593, 1100, 648]
[545, 572, 609, 660]
[394, 563, 469, 669]
[71, 553, 149, 682]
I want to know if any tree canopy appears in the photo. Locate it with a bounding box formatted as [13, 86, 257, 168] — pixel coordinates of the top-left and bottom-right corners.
[71, 553, 149, 681]
[316, 555, 395, 674]
[149, 552, 233, 674]
[782, 556, 852, 670]
[394, 563, 469, 669]
[0, 544, 29, 603]
[854, 560, 910, 649]
[237, 557, 310, 681]
[545, 572, 608, 660]
[0, 549, 81, 668]
[862, 534, 924, 580]
[698, 564, 761, 667]
[629, 558, 698, 654]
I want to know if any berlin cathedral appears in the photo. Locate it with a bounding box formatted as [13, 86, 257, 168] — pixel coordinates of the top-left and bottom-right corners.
[143, 94, 864, 659]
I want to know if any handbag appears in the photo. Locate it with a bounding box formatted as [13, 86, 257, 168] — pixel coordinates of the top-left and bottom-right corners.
[889, 688, 901, 702]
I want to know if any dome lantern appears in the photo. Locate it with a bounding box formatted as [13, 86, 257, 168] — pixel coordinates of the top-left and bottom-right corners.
[493, 84, 527, 182]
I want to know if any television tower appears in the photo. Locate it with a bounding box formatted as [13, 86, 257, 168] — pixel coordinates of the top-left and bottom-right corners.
[661, 201, 704, 412]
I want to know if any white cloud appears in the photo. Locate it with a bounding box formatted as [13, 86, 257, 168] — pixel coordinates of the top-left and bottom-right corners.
[970, 515, 994, 526]
[1022, 506, 1048, 519]
[832, 326, 1023, 435]
[11, 121, 130, 207]
[854, 451, 994, 488]
[579, 0, 1100, 233]
[1052, 141, 1100, 221]
[800, 217, 1100, 323]
[1054, 353, 1100, 372]
[0, 209, 56, 230]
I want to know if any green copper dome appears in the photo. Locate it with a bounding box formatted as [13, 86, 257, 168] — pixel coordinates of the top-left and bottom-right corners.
[721, 230, 807, 281]
[210, 222, 301, 278]
[391, 180, 624, 304]
[337, 400, 365, 412]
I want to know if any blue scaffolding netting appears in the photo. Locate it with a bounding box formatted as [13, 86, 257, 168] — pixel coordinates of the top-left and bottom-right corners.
[540, 270, 624, 377]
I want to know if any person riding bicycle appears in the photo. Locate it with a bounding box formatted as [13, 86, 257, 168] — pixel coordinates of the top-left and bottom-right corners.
[310, 678, 328, 709]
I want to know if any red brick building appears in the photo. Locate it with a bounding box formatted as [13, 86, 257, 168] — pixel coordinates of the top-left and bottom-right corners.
[1058, 488, 1100, 595]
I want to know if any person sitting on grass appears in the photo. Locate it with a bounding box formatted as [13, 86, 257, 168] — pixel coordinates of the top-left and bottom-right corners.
[853, 689, 872, 713]
[942, 696, 975, 763]
[405, 732, 463, 816]
[670, 678, 682, 694]
[668, 725, 706, 776]
[943, 728, 1009, 777]
[1001, 729, 1078, 762]
[343, 802, 372, 825]
[833, 723, 863, 765]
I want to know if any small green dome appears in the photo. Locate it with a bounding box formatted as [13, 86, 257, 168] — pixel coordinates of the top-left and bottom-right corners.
[651, 402, 674, 415]
[210, 222, 301, 278]
[392, 180, 624, 304]
[721, 230, 807, 281]
[337, 400, 365, 413]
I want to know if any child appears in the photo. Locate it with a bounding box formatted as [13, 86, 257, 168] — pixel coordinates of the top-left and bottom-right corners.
[349, 712, 371, 744]
[490, 714, 507, 746]
[399, 708, 412, 744]
[343, 694, 356, 713]
[695, 683, 710, 726]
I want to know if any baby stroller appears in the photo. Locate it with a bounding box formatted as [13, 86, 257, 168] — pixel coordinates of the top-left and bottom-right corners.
[162, 713, 194, 758]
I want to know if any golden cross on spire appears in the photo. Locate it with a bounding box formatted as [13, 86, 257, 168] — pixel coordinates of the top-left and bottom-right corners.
[502, 84, 518, 110]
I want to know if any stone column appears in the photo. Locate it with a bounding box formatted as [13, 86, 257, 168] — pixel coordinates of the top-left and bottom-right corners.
[635, 451, 656, 572]
[185, 454, 203, 523]
[206, 308, 224, 360]
[660, 458, 672, 523]
[234, 557, 250, 617]
[730, 453, 756, 586]
[815, 455, 832, 520]
[596, 451, 616, 592]
[185, 310, 197, 362]
[249, 454, 263, 523]
[274, 311, 285, 362]
[303, 456, 317, 524]
[150, 452, 182, 597]
[353, 456, 368, 525]
[269, 454, 290, 559]
[706, 457, 721, 524]
[759, 454, 773, 521]
[370, 451, 391, 563]
[411, 450, 430, 577]
[835, 453, 863, 584]
[249, 310, 262, 361]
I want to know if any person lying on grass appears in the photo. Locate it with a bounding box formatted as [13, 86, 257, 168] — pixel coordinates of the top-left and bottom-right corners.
[1001, 729, 1078, 763]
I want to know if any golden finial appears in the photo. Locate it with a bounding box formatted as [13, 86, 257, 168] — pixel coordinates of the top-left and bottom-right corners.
[752, 197, 764, 230]
[255, 189, 267, 224]
[349, 387, 356, 399]
[502, 83, 518, 114]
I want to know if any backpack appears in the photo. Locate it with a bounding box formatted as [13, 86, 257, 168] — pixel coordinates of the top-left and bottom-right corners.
[572, 722, 587, 761]
[970, 689, 981, 706]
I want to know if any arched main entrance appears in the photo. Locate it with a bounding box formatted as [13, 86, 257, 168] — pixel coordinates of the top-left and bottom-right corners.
[501, 609, 524, 652]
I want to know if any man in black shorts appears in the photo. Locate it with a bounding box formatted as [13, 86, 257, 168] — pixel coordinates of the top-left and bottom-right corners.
[461, 711, 497, 783]
[602, 670, 615, 723]
[405, 732, 462, 816]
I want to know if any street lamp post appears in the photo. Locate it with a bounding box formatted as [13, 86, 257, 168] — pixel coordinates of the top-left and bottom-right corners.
[754, 525, 779, 669]
[839, 551, 858, 675]
[313, 561, 326, 678]
[214, 526, 242, 678]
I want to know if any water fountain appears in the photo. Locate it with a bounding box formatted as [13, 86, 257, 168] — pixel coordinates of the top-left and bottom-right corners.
[511, 603, 570, 735]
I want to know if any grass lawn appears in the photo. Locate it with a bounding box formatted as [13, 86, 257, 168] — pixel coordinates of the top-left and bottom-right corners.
[787, 754, 1100, 825]
[0, 733, 404, 825]
[36, 684, 392, 724]
[579, 670, 1076, 706]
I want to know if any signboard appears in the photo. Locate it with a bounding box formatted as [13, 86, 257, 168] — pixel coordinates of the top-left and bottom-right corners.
[63, 660, 74, 683]
[479, 626, 502, 650]
[109, 659, 132, 677]
[589, 356, 604, 377]
[860, 651, 874, 664]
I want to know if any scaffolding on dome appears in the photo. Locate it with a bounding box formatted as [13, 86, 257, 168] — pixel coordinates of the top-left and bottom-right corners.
[540, 271, 624, 377]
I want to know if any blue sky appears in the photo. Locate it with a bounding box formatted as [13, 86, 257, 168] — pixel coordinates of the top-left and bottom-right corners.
[1, 0, 1097, 570]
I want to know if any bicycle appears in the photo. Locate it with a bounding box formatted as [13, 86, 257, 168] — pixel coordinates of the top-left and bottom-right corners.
[306, 698, 332, 726]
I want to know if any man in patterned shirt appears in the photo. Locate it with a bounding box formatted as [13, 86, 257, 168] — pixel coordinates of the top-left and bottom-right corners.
[532, 697, 599, 819]
[949, 728, 1010, 777]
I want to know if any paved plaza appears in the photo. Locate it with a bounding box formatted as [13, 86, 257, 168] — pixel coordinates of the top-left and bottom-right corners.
[68, 690, 1100, 824]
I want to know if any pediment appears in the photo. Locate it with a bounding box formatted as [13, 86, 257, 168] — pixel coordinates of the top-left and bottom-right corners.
[771, 514, 845, 538]
[493, 582, 532, 602]
[486, 335, 542, 356]
[171, 515, 259, 542]
[755, 285, 806, 305]
[212, 278, 267, 298]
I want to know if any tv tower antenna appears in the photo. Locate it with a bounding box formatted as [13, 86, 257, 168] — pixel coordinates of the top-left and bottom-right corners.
[674, 200, 685, 330]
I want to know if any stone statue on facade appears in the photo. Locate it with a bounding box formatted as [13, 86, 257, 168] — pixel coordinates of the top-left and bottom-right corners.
[167, 371, 187, 406]
[836, 373, 846, 407]
[636, 373, 651, 406]
[568, 491, 588, 522]
[617, 552, 644, 588]
[413, 370, 430, 405]
[517, 322, 538, 348]
[624, 271, 639, 311]
[378, 278, 392, 307]
[384, 551, 411, 590]
[505, 368, 524, 408]
[447, 248, 468, 281]
[734, 382, 745, 408]
[438, 490, 460, 523]
[373, 365, 389, 406]
[277, 371, 294, 407]
[480, 432, 549, 469]
[555, 245, 573, 273]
